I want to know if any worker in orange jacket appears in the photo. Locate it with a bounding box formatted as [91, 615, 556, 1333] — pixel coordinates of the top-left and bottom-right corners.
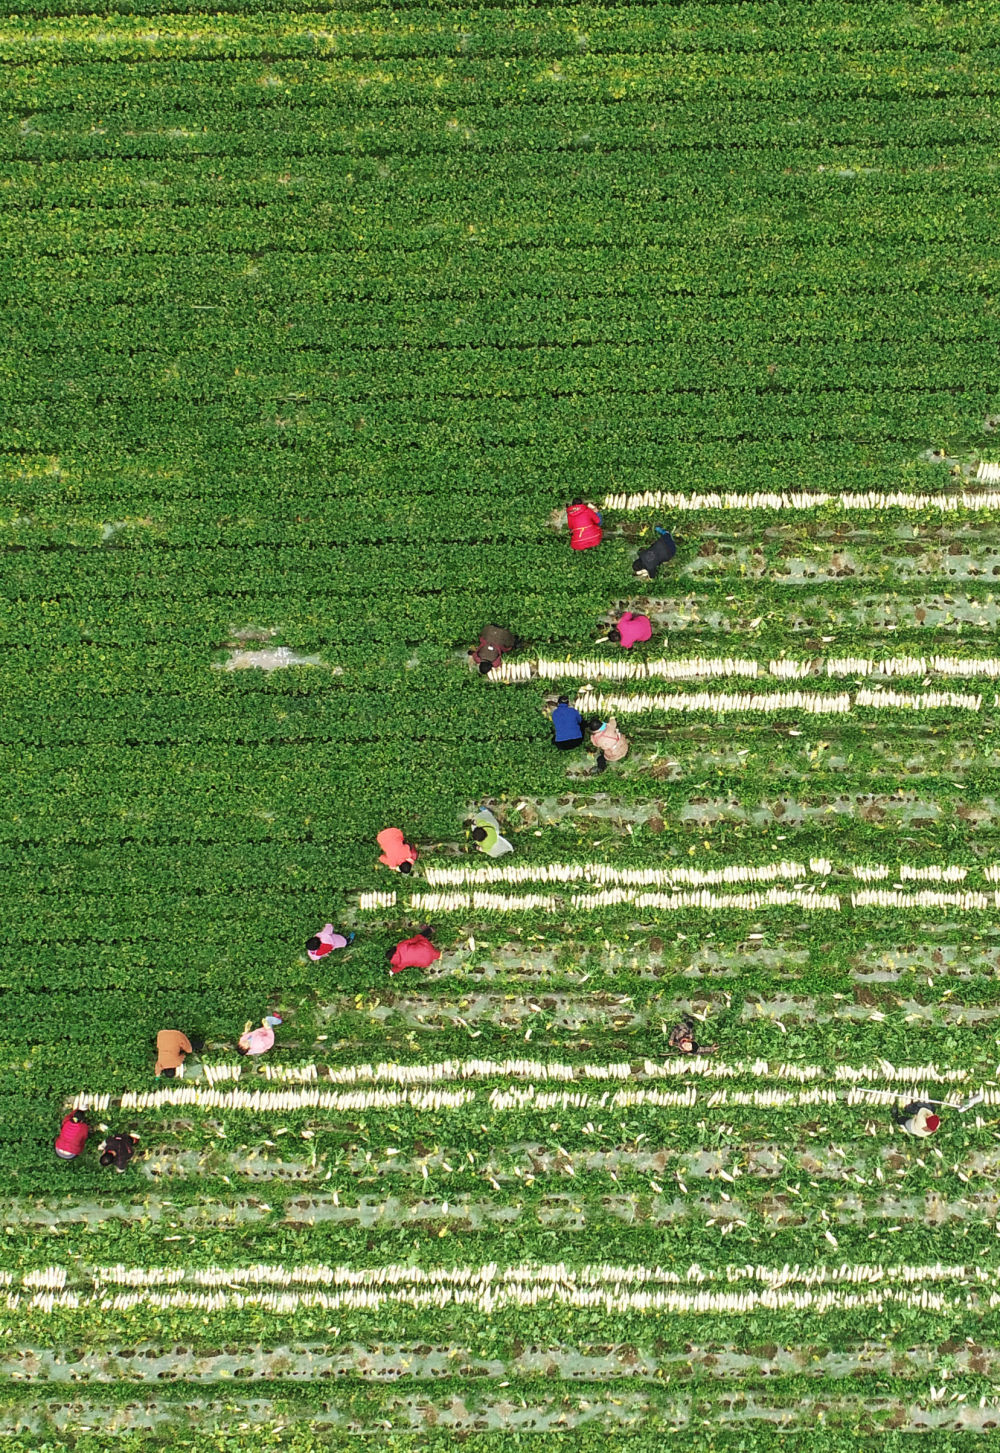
[377, 827, 418, 874]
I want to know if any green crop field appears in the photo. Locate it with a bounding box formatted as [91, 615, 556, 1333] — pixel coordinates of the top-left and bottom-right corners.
[6, 0, 1000, 1447]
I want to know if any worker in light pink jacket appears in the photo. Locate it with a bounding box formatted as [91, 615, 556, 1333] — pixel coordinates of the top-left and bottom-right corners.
[606, 611, 652, 650]
[306, 925, 355, 961]
[589, 716, 630, 775]
[238, 1014, 283, 1057]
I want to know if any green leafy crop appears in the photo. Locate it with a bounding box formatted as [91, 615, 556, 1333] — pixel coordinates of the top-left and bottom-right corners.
[4, 0, 1000, 1443]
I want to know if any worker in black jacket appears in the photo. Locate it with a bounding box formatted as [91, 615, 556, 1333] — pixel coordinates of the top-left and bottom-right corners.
[632, 527, 677, 580]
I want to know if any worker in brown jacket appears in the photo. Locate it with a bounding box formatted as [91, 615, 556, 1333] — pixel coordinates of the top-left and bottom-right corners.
[470, 625, 517, 676]
[667, 1017, 718, 1055]
[154, 1029, 203, 1080]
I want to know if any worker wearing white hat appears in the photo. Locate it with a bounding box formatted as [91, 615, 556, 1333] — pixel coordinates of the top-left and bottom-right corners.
[894, 1100, 940, 1137]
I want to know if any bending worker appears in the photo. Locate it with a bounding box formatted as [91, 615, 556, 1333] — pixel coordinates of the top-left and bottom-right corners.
[470, 805, 514, 858]
[155, 1028, 203, 1080]
[632, 527, 677, 580]
[471, 625, 517, 676]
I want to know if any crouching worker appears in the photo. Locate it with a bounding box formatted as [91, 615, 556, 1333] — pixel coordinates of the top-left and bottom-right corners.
[469, 805, 513, 858]
[894, 1100, 941, 1137]
[633, 527, 677, 580]
[55, 1109, 89, 1161]
[387, 926, 441, 976]
[306, 925, 355, 960]
[589, 717, 630, 776]
[155, 1029, 204, 1080]
[667, 1017, 718, 1055]
[471, 625, 517, 677]
[606, 611, 652, 650]
[238, 1015, 283, 1057]
[551, 696, 599, 751]
[100, 1132, 140, 1174]
[377, 827, 418, 875]
[567, 499, 603, 551]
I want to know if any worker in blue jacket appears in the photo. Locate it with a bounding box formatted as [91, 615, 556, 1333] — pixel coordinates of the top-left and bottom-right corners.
[551, 696, 599, 751]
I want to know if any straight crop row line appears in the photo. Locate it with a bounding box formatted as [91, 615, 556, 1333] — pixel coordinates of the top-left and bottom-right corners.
[119, 1051, 997, 1091]
[69, 1081, 997, 1117]
[2, 7, 995, 58]
[4, 166, 997, 212]
[6, 251, 997, 306]
[8, 1184, 1000, 1240]
[9, 52, 1000, 93]
[12, 1279, 1000, 1321]
[403, 886, 1000, 914]
[494, 655, 1000, 685]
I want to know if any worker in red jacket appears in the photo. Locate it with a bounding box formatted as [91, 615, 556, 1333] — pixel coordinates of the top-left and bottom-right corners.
[55, 1109, 89, 1161]
[385, 926, 441, 975]
[566, 499, 603, 550]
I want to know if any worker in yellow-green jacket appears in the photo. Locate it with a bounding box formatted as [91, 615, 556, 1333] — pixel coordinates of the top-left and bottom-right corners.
[468, 805, 514, 858]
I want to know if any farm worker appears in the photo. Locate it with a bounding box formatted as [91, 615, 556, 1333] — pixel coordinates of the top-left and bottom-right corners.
[471, 625, 517, 676]
[306, 925, 355, 960]
[552, 696, 586, 750]
[471, 806, 513, 858]
[154, 1029, 202, 1080]
[632, 527, 677, 580]
[667, 1017, 718, 1055]
[386, 927, 441, 975]
[54, 1110, 89, 1161]
[894, 1100, 940, 1137]
[567, 499, 603, 550]
[377, 827, 418, 875]
[589, 717, 630, 775]
[238, 1014, 283, 1057]
[606, 612, 652, 650]
[100, 1132, 140, 1174]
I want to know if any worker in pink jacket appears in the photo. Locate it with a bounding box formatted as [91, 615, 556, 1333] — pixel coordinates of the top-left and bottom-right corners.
[589, 716, 630, 775]
[385, 927, 441, 975]
[566, 500, 603, 550]
[606, 611, 652, 650]
[377, 827, 418, 874]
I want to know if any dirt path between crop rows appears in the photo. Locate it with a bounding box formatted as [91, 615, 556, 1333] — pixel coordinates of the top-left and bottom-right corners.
[2, 1390, 997, 1434]
[5, 1337, 998, 1384]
